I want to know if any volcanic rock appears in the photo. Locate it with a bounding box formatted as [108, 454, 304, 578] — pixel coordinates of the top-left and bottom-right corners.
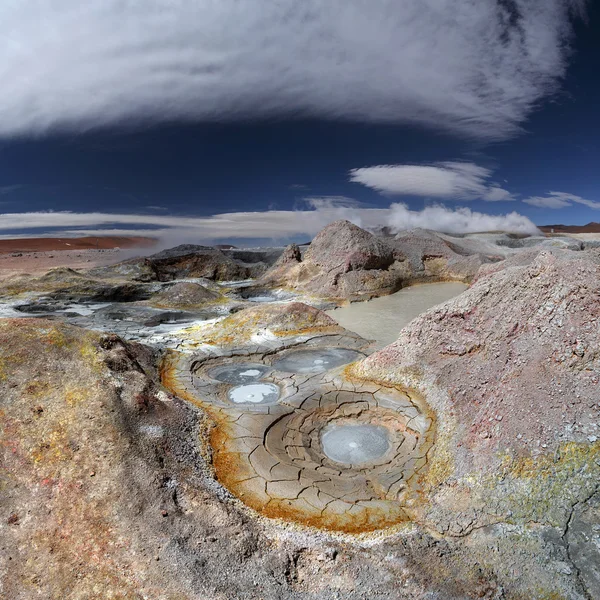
[162, 301, 358, 353]
[260, 221, 488, 300]
[148, 281, 222, 308]
[391, 228, 491, 281]
[350, 249, 600, 597]
[88, 244, 274, 283]
[0, 267, 155, 302]
[1, 318, 528, 599]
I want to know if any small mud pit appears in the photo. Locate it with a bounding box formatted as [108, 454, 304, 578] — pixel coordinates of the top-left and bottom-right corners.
[228, 383, 280, 405]
[236, 287, 296, 303]
[162, 347, 434, 533]
[272, 348, 363, 374]
[321, 423, 390, 465]
[208, 363, 270, 385]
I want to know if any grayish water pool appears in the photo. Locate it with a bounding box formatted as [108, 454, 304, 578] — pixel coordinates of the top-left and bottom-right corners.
[321, 423, 390, 465]
[272, 348, 363, 374]
[228, 383, 281, 404]
[208, 363, 270, 384]
[326, 282, 467, 349]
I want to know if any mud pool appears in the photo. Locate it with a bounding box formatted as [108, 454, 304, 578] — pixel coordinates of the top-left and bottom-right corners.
[228, 383, 280, 404]
[321, 423, 391, 465]
[326, 282, 468, 348]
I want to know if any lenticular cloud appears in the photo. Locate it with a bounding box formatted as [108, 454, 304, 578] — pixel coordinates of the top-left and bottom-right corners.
[0, 0, 585, 139]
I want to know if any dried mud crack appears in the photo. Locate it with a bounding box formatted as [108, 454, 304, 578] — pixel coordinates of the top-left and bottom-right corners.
[161, 344, 434, 533]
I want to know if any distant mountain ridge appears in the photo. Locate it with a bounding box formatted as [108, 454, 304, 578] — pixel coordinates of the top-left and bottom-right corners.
[539, 222, 600, 233]
[0, 236, 157, 253]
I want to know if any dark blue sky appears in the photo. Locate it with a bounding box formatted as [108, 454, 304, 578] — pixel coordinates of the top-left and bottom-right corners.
[0, 1, 598, 243]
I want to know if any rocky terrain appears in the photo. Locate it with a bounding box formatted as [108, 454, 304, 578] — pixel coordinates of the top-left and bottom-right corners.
[1, 223, 599, 599]
[259, 220, 596, 302]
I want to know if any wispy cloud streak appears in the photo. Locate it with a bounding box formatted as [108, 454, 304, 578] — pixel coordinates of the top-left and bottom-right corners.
[523, 191, 600, 209]
[0, 0, 585, 139]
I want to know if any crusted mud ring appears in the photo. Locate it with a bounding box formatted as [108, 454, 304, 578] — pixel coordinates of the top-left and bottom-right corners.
[162, 345, 434, 533]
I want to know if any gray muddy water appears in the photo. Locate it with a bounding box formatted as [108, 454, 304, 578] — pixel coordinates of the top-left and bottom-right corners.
[326, 282, 468, 349]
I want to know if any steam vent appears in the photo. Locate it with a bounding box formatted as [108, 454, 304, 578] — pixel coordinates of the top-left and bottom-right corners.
[162, 343, 434, 533]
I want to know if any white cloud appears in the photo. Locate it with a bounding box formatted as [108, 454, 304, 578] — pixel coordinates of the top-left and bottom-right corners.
[0, 204, 539, 244]
[304, 196, 367, 209]
[0, 1, 584, 139]
[523, 191, 600, 209]
[349, 162, 515, 201]
[386, 203, 538, 234]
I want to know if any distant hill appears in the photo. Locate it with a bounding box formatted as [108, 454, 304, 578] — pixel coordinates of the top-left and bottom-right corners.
[539, 222, 600, 234]
[0, 236, 157, 253]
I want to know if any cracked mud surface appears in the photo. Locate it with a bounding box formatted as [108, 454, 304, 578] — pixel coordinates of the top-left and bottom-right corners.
[162, 341, 434, 533]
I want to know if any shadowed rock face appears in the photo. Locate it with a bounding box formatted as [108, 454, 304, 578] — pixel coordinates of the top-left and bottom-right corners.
[88, 244, 279, 283]
[142, 245, 257, 281]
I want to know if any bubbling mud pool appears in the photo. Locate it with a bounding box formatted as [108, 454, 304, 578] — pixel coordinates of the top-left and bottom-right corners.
[272, 348, 364, 374]
[326, 282, 468, 348]
[228, 383, 280, 405]
[321, 423, 390, 465]
[162, 344, 435, 533]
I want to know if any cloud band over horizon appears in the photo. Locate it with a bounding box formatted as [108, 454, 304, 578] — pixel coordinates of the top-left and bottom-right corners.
[0, 204, 540, 246]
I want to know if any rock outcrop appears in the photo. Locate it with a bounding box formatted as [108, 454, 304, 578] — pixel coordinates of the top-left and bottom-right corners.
[158, 301, 357, 353]
[350, 249, 600, 597]
[391, 227, 491, 282]
[91, 245, 282, 283]
[0, 267, 156, 302]
[147, 281, 222, 308]
[141, 245, 254, 281]
[260, 220, 491, 301]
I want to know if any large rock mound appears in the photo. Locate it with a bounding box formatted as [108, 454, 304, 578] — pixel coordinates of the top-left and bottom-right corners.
[260, 220, 489, 300]
[164, 301, 354, 353]
[91, 245, 282, 283]
[392, 228, 491, 282]
[350, 249, 600, 597]
[148, 281, 222, 308]
[142, 245, 254, 281]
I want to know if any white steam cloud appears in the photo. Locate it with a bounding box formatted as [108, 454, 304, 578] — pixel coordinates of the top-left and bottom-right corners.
[0, 0, 585, 139]
[386, 203, 538, 234]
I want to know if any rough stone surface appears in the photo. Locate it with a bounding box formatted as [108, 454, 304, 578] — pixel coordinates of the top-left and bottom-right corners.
[0, 266, 156, 302]
[391, 228, 492, 282]
[164, 301, 358, 354]
[148, 281, 222, 308]
[260, 221, 493, 301]
[350, 249, 600, 597]
[88, 245, 275, 283]
[0, 318, 547, 600]
[143, 245, 258, 281]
